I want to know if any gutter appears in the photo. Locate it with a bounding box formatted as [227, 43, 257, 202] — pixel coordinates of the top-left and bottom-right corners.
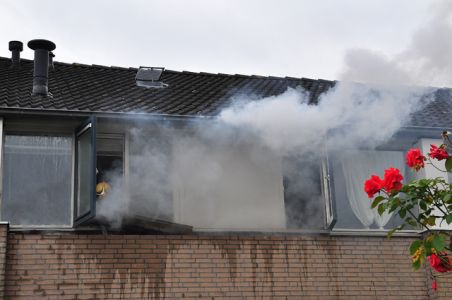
[400, 125, 452, 132]
[0, 106, 215, 123]
[0, 107, 449, 135]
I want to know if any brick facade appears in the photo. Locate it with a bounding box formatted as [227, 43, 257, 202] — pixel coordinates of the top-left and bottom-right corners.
[1, 228, 451, 299]
[0, 224, 8, 299]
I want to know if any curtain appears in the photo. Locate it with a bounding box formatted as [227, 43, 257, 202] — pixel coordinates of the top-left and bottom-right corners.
[2, 135, 72, 226]
[340, 151, 405, 229]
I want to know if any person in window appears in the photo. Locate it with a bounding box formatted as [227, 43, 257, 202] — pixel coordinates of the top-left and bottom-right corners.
[96, 168, 111, 199]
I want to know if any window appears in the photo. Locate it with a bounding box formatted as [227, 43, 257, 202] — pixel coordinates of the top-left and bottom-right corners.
[74, 118, 97, 225]
[96, 134, 124, 180]
[3, 117, 416, 233]
[74, 118, 129, 227]
[283, 158, 325, 229]
[76, 123, 190, 233]
[330, 150, 406, 230]
[2, 135, 72, 226]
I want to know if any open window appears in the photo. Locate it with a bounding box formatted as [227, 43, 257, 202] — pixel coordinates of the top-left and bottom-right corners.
[96, 133, 124, 198]
[321, 156, 336, 230]
[281, 146, 336, 231]
[74, 117, 97, 226]
[282, 155, 335, 230]
[73, 121, 192, 233]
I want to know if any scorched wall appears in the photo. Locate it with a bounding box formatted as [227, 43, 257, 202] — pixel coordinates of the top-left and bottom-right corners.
[0, 224, 448, 299]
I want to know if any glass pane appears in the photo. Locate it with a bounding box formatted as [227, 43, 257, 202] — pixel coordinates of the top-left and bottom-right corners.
[96, 136, 124, 181]
[332, 150, 405, 230]
[77, 129, 93, 218]
[2, 135, 72, 226]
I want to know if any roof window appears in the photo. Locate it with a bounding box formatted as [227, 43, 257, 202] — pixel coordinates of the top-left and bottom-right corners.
[135, 67, 168, 89]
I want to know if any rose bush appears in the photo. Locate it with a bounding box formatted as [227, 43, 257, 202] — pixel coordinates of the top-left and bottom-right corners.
[364, 175, 383, 198]
[429, 144, 449, 161]
[364, 131, 452, 290]
[406, 148, 425, 170]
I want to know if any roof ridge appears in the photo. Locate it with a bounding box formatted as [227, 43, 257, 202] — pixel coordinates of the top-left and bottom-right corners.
[0, 55, 329, 82]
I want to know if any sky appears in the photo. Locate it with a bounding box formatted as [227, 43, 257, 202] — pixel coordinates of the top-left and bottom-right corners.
[0, 0, 439, 82]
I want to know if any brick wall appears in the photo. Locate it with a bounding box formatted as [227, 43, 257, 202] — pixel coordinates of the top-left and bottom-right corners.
[2, 231, 449, 299]
[0, 224, 8, 299]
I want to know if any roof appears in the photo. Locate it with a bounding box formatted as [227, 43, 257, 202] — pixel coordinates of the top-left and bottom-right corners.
[1, 56, 451, 129]
[0, 57, 333, 117]
[409, 88, 452, 128]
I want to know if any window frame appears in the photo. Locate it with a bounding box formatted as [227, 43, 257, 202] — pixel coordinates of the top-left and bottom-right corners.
[282, 155, 336, 231]
[327, 148, 416, 232]
[1, 129, 74, 228]
[73, 117, 97, 226]
[321, 154, 337, 230]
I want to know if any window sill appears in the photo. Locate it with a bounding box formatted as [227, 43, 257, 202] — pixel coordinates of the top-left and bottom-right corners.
[7, 226, 447, 238]
[331, 228, 421, 237]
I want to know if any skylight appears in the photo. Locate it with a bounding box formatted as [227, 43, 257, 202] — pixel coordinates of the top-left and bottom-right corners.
[135, 67, 169, 89]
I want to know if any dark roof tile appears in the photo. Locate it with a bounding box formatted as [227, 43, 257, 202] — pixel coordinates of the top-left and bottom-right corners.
[2, 56, 451, 128]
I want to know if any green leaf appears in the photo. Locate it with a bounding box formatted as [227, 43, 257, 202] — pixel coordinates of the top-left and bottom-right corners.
[444, 194, 452, 204]
[371, 196, 385, 209]
[389, 201, 399, 213]
[387, 225, 404, 239]
[399, 208, 406, 219]
[419, 200, 427, 211]
[446, 157, 452, 172]
[387, 228, 396, 239]
[424, 240, 432, 255]
[378, 203, 386, 216]
[432, 234, 446, 251]
[446, 215, 452, 224]
[401, 185, 409, 193]
[412, 258, 421, 270]
[419, 179, 429, 187]
[405, 217, 418, 227]
[410, 182, 421, 188]
[410, 240, 422, 255]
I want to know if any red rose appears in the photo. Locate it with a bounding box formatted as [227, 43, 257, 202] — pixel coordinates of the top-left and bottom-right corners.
[428, 253, 452, 273]
[405, 148, 425, 171]
[382, 167, 403, 193]
[429, 144, 449, 161]
[364, 175, 383, 198]
[432, 280, 437, 291]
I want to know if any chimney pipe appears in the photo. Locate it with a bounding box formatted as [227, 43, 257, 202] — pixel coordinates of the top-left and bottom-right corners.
[27, 39, 56, 96]
[49, 52, 55, 69]
[8, 41, 23, 68]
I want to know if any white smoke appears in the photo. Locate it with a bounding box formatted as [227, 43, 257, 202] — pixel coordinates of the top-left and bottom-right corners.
[219, 0, 452, 154]
[96, 126, 175, 229]
[96, 1, 448, 230]
[219, 83, 433, 155]
[341, 1, 452, 87]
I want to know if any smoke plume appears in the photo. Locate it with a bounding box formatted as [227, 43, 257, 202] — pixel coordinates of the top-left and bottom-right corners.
[96, 1, 448, 231]
[341, 1, 452, 87]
